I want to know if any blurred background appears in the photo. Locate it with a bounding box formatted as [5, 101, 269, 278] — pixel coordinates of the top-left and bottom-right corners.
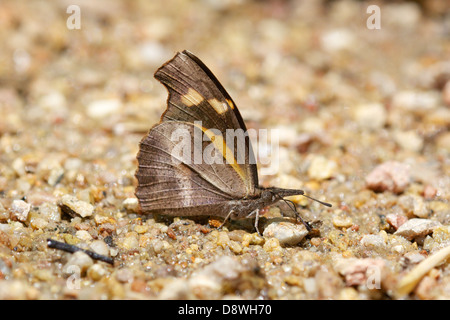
[0, 0, 449, 300]
[1, 0, 448, 191]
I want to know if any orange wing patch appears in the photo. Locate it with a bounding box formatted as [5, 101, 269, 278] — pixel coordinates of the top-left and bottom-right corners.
[226, 99, 235, 110]
[208, 98, 228, 115]
[181, 88, 205, 107]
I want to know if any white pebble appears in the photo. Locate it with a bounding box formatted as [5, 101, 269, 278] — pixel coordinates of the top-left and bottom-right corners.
[86, 99, 121, 119]
[123, 197, 139, 212]
[394, 218, 441, 241]
[11, 200, 31, 222]
[90, 240, 109, 257]
[393, 130, 423, 152]
[12, 158, 26, 176]
[307, 155, 337, 180]
[39, 203, 61, 222]
[321, 29, 355, 52]
[263, 221, 309, 245]
[360, 234, 386, 250]
[354, 103, 386, 129]
[60, 195, 94, 218]
[75, 230, 93, 242]
[138, 42, 169, 66]
[64, 251, 93, 274]
[39, 91, 67, 112]
[392, 90, 439, 112]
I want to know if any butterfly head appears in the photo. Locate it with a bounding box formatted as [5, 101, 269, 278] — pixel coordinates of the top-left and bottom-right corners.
[265, 187, 331, 207]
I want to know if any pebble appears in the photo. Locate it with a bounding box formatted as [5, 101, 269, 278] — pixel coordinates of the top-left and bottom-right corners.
[87, 264, 108, 281]
[384, 2, 421, 29]
[38, 202, 61, 222]
[263, 221, 309, 245]
[75, 230, 93, 242]
[394, 218, 441, 241]
[272, 126, 298, 147]
[123, 197, 139, 212]
[392, 130, 423, 152]
[423, 185, 437, 200]
[10, 200, 31, 222]
[216, 231, 231, 249]
[47, 166, 64, 186]
[63, 233, 80, 245]
[159, 256, 250, 300]
[86, 99, 121, 119]
[158, 278, 191, 300]
[425, 107, 450, 128]
[365, 161, 410, 194]
[403, 252, 426, 266]
[12, 158, 26, 176]
[64, 251, 93, 274]
[332, 212, 354, 228]
[386, 213, 408, 230]
[60, 195, 94, 218]
[335, 258, 385, 287]
[353, 103, 386, 129]
[196, 256, 243, 281]
[134, 225, 148, 234]
[0, 202, 7, 221]
[228, 240, 243, 254]
[242, 233, 264, 247]
[150, 239, 170, 254]
[0, 280, 29, 300]
[307, 155, 337, 181]
[320, 29, 355, 52]
[30, 217, 48, 230]
[301, 117, 325, 134]
[39, 91, 67, 112]
[115, 268, 134, 283]
[398, 195, 429, 218]
[121, 232, 139, 250]
[360, 234, 386, 250]
[138, 41, 169, 66]
[391, 90, 439, 112]
[436, 132, 450, 153]
[263, 237, 282, 252]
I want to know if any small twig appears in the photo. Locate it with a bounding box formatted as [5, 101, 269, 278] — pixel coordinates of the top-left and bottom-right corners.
[395, 245, 450, 298]
[47, 238, 114, 265]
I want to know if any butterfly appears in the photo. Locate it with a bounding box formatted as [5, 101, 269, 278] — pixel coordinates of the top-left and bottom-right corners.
[135, 50, 331, 234]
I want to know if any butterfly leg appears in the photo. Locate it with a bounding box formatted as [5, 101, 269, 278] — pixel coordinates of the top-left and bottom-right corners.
[254, 209, 261, 236]
[281, 199, 312, 232]
[218, 209, 235, 230]
[246, 209, 262, 236]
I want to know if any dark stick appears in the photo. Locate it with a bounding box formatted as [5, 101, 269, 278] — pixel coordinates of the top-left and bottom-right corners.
[47, 238, 114, 265]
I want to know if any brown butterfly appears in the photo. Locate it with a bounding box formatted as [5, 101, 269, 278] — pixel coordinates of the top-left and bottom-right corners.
[135, 50, 331, 234]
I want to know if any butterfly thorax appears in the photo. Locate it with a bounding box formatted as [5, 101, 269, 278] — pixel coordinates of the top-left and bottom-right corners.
[230, 187, 293, 219]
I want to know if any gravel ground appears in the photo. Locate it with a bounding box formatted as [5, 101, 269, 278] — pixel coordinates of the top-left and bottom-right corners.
[0, 0, 449, 300]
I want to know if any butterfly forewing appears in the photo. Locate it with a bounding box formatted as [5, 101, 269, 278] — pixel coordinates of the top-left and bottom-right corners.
[153, 50, 258, 196]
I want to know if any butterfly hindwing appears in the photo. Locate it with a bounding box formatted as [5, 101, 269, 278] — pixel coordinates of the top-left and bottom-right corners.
[136, 121, 249, 214]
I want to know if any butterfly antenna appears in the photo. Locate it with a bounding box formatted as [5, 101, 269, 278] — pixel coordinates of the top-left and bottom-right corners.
[301, 194, 332, 207]
[282, 199, 311, 232]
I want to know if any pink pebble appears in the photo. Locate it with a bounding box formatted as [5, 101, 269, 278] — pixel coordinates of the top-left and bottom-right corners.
[365, 161, 411, 194]
[386, 213, 408, 230]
